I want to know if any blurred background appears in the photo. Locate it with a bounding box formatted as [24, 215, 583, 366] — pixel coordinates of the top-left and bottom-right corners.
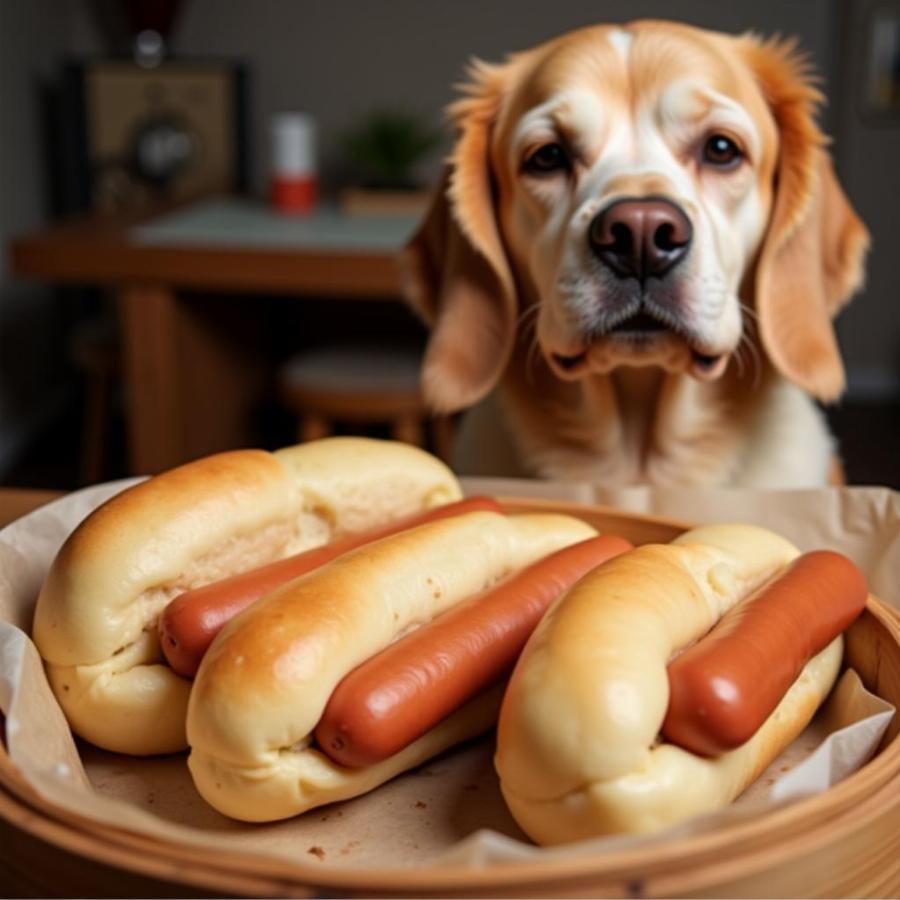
[1, 0, 898, 498]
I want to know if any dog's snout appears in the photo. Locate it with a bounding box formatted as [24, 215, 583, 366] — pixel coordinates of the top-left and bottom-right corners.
[589, 199, 692, 281]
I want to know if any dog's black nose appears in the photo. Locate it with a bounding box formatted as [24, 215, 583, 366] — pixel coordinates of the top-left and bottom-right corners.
[589, 198, 692, 281]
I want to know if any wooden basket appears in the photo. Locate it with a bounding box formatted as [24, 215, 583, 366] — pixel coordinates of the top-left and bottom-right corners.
[1, 498, 899, 898]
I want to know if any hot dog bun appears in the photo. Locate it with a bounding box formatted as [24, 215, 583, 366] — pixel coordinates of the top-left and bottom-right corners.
[187, 510, 597, 821]
[33, 438, 462, 755]
[495, 523, 843, 844]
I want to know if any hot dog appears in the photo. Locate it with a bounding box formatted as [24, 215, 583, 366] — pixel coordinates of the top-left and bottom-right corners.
[663, 550, 867, 756]
[159, 495, 503, 677]
[495, 524, 859, 844]
[32, 437, 464, 755]
[315, 533, 633, 767]
[186, 509, 600, 822]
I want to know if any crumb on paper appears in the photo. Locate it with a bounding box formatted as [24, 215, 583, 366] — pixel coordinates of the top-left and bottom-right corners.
[307, 846, 326, 861]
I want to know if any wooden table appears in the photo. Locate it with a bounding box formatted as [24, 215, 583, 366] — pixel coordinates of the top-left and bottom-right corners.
[10, 198, 420, 476]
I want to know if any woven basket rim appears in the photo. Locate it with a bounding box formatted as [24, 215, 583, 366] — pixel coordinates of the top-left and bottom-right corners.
[2, 497, 898, 896]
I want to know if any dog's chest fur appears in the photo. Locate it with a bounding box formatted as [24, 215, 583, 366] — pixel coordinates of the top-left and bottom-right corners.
[455, 343, 835, 489]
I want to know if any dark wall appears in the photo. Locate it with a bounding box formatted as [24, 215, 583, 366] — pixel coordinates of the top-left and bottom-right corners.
[0, 0, 71, 471]
[832, 0, 900, 398]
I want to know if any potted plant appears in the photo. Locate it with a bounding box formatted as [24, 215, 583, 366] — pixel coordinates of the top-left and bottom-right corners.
[338, 108, 442, 216]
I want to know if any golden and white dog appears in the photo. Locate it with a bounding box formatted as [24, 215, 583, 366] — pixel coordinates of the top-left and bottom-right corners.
[404, 20, 869, 487]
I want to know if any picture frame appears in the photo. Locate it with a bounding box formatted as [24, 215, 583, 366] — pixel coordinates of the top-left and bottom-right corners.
[862, 3, 900, 122]
[56, 58, 249, 215]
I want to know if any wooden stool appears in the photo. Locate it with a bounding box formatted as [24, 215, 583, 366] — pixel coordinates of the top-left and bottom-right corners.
[278, 343, 453, 460]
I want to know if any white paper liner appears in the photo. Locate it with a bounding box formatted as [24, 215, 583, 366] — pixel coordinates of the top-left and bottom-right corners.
[0, 479, 896, 871]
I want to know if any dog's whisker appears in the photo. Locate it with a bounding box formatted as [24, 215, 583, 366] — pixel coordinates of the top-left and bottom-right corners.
[732, 343, 746, 380]
[734, 332, 749, 371]
[748, 340, 763, 392]
[525, 331, 543, 387]
[517, 304, 539, 338]
[523, 323, 543, 386]
[736, 329, 763, 392]
[516, 302, 541, 331]
[516, 306, 544, 388]
[739, 300, 759, 325]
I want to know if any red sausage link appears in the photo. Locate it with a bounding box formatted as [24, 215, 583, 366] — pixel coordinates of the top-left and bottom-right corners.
[314, 533, 633, 767]
[662, 550, 867, 757]
[159, 496, 502, 677]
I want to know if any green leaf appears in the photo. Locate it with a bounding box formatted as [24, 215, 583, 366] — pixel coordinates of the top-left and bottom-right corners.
[339, 109, 443, 189]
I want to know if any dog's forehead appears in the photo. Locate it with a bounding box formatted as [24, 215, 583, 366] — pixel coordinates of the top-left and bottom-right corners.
[498, 24, 767, 144]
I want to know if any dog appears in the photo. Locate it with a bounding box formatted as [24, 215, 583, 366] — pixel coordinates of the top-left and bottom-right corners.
[403, 20, 869, 487]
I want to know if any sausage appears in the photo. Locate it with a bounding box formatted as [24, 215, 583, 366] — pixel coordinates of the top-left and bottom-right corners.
[314, 533, 633, 767]
[159, 495, 502, 677]
[188, 509, 599, 821]
[662, 549, 867, 757]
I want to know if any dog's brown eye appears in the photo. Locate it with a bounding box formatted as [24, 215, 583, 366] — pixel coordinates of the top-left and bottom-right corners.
[703, 134, 742, 168]
[524, 143, 570, 175]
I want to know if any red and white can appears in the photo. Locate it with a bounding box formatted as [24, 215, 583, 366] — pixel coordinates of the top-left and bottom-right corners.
[270, 112, 317, 213]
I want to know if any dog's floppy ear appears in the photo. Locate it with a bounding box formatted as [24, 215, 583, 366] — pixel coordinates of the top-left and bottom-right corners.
[743, 37, 869, 402]
[401, 61, 517, 413]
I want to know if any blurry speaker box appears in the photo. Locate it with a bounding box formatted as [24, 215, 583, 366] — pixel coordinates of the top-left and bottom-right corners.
[56, 59, 249, 214]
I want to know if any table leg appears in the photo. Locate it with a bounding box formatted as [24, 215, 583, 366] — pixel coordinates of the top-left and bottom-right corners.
[118, 284, 185, 475]
[117, 284, 267, 476]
